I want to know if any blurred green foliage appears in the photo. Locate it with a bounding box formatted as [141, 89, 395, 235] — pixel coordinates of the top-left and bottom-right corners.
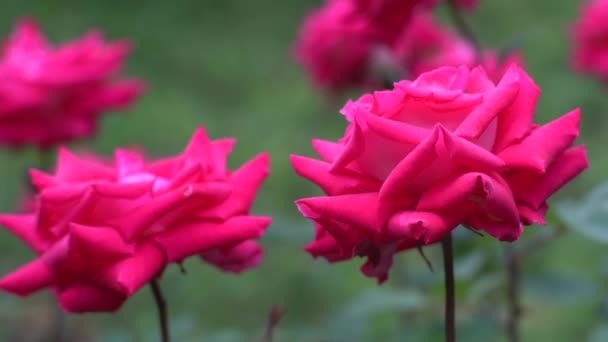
[0, 0, 606, 341]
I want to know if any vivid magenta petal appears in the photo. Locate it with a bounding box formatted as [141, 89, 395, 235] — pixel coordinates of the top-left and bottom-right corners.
[154, 216, 271, 262]
[57, 283, 125, 313]
[0, 259, 53, 296]
[498, 109, 581, 173]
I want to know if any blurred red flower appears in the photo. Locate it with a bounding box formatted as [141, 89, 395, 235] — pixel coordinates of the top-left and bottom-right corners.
[571, 0, 608, 80]
[0, 18, 144, 149]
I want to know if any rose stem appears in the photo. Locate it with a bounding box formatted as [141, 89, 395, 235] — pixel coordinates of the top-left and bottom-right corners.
[504, 224, 565, 342]
[150, 279, 170, 342]
[441, 233, 456, 342]
[505, 245, 520, 342]
[446, 0, 481, 59]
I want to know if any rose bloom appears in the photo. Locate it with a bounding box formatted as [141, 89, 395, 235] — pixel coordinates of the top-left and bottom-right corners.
[571, 0, 608, 80]
[295, 0, 428, 91]
[0, 18, 144, 148]
[294, 0, 388, 91]
[292, 65, 588, 282]
[0, 127, 271, 312]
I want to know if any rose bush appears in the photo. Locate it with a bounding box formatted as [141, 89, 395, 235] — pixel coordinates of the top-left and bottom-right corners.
[0, 127, 271, 312]
[0, 18, 144, 148]
[292, 65, 588, 282]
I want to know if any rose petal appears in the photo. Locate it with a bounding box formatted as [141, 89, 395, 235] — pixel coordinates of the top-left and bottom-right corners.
[498, 109, 580, 173]
[153, 216, 271, 262]
[296, 193, 381, 233]
[508, 145, 589, 210]
[0, 258, 54, 296]
[57, 283, 125, 313]
[290, 155, 379, 195]
[455, 64, 521, 139]
[197, 153, 270, 220]
[492, 66, 540, 152]
[386, 210, 456, 244]
[311, 139, 342, 162]
[0, 214, 49, 252]
[201, 241, 263, 274]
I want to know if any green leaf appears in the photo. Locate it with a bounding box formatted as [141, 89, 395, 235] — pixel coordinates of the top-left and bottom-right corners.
[589, 324, 608, 342]
[454, 250, 485, 280]
[555, 181, 608, 243]
[327, 288, 428, 340]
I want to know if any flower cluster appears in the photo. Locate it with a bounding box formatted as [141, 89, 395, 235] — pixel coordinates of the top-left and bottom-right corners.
[0, 127, 271, 312]
[294, 0, 492, 92]
[292, 65, 588, 282]
[0, 19, 144, 148]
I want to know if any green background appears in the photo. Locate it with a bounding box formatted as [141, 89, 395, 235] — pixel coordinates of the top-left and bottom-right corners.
[0, 0, 606, 341]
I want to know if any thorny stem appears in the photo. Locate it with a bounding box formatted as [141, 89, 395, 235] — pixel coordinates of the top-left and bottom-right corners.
[447, 0, 481, 59]
[150, 279, 170, 342]
[442, 233, 456, 342]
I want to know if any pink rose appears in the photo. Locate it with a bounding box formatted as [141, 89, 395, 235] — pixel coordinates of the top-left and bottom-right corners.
[0, 18, 144, 148]
[392, 13, 476, 77]
[353, 0, 425, 35]
[292, 65, 588, 282]
[571, 0, 608, 80]
[294, 0, 425, 91]
[0, 127, 271, 312]
[294, 0, 386, 91]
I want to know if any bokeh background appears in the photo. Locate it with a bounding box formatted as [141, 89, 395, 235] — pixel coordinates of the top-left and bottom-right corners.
[0, 0, 606, 341]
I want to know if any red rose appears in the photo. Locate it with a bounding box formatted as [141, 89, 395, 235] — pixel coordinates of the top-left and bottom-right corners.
[571, 0, 608, 80]
[0, 128, 271, 312]
[292, 65, 588, 282]
[0, 18, 144, 148]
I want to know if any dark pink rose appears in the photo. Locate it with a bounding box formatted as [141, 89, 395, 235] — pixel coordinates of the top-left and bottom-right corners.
[294, 0, 385, 91]
[353, 0, 425, 35]
[393, 14, 476, 77]
[571, 0, 608, 80]
[292, 65, 588, 282]
[0, 18, 144, 148]
[295, 0, 427, 91]
[0, 127, 271, 312]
